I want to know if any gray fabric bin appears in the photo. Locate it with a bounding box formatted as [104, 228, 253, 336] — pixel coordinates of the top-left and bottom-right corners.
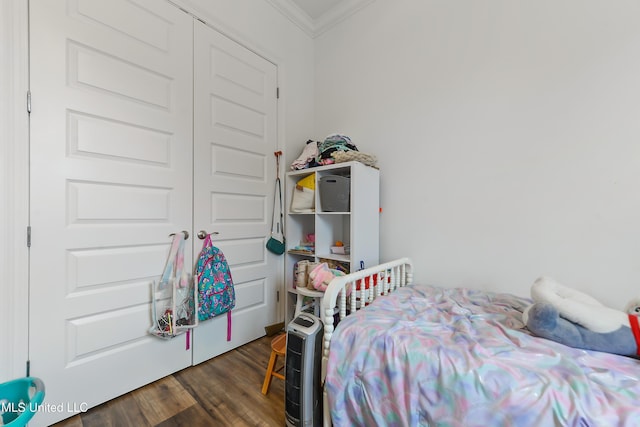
[319, 175, 350, 212]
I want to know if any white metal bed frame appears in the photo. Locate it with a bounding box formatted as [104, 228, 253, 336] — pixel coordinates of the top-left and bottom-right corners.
[319, 257, 414, 426]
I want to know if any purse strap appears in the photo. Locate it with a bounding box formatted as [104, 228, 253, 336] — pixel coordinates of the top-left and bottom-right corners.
[270, 152, 285, 240]
[160, 232, 187, 288]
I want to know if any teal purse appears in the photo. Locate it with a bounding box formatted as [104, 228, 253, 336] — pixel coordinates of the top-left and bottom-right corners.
[266, 235, 285, 255]
[267, 174, 286, 255]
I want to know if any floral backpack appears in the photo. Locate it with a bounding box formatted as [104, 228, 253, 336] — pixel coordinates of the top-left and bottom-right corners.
[195, 233, 236, 341]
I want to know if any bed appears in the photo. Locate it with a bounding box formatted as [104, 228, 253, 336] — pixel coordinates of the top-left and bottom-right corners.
[319, 258, 640, 426]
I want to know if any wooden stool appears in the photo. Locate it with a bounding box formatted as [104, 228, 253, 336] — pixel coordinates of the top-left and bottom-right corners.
[261, 333, 286, 395]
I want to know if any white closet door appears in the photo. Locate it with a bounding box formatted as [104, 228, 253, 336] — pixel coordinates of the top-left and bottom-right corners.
[192, 21, 279, 364]
[29, 1, 193, 424]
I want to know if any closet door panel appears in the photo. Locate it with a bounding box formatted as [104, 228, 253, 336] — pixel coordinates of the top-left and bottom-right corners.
[29, 1, 193, 425]
[192, 20, 279, 364]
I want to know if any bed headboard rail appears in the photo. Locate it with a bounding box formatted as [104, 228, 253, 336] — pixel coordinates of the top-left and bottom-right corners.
[320, 257, 413, 357]
[319, 257, 413, 427]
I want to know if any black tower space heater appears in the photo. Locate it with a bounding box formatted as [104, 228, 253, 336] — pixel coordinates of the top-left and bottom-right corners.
[285, 313, 323, 427]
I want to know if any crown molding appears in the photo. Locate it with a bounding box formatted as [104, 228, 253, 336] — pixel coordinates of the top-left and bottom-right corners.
[314, 0, 375, 37]
[264, 0, 316, 38]
[267, 0, 376, 39]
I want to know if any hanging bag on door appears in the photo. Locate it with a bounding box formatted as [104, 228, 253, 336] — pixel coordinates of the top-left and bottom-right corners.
[266, 175, 285, 255]
[196, 234, 236, 341]
[266, 151, 286, 255]
[149, 231, 198, 339]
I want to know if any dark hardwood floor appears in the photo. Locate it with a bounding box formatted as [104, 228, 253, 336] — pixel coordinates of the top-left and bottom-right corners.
[51, 335, 285, 427]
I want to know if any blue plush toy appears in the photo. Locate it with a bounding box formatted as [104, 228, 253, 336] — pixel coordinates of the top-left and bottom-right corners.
[523, 277, 640, 358]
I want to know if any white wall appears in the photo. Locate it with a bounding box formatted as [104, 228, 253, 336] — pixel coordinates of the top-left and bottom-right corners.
[0, 0, 314, 383]
[1, 0, 30, 384]
[314, 0, 640, 308]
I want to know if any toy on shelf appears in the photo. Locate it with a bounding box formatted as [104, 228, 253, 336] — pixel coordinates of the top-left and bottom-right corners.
[309, 262, 345, 292]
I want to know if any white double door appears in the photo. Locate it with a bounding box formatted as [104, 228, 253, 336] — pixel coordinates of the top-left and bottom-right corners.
[29, 1, 278, 425]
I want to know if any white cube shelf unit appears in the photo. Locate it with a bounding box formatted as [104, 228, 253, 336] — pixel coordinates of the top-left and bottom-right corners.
[285, 161, 380, 322]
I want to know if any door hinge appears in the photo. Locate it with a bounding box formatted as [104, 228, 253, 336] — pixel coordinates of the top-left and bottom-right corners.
[27, 226, 31, 248]
[26, 360, 30, 377]
[27, 91, 31, 114]
[276, 87, 280, 99]
[277, 290, 280, 302]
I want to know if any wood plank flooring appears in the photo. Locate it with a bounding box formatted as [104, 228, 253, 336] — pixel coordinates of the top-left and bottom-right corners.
[51, 335, 285, 427]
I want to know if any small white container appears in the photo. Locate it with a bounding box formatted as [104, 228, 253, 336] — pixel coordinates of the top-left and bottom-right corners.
[330, 246, 350, 255]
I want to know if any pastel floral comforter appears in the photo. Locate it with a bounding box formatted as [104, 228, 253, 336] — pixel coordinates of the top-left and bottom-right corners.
[325, 285, 640, 426]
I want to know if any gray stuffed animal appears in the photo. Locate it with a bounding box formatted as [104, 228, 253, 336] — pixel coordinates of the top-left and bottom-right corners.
[523, 277, 640, 358]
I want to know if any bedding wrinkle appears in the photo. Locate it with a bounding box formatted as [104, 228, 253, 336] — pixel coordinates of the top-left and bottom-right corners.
[326, 284, 640, 426]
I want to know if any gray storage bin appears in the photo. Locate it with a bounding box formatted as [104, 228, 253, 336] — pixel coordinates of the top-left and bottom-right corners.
[319, 175, 350, 212]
